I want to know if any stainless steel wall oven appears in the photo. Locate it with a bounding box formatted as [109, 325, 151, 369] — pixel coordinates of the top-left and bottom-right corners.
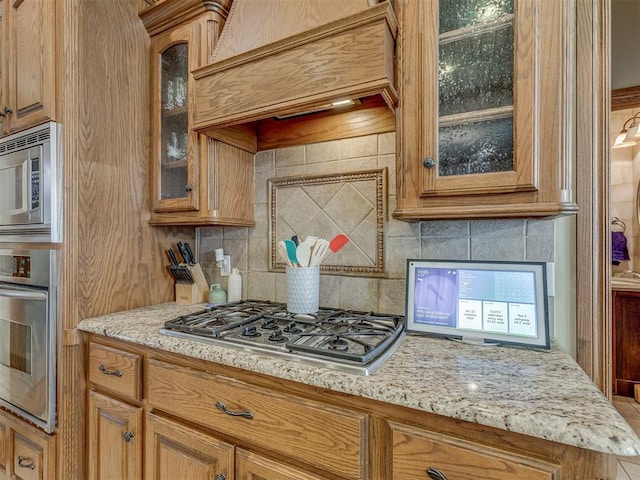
[0, 248, 57, 433]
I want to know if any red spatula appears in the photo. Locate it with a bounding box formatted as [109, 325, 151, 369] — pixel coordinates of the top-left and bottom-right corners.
[329, 234, 349, 253]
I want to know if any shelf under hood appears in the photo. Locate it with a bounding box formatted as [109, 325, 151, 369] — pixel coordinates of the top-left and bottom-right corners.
[192, 0, 397, 136]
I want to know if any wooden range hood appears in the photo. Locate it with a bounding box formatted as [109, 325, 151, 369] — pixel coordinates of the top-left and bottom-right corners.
[191, 0, 397, 150]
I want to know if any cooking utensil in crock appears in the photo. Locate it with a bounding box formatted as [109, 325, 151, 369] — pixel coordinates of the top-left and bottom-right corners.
[329, 234, 349, 253]
[308, 239, 328, 267]
[296, 242, 311, 267]
[278, 240, 292, 267]
[284, 239, 299, 266]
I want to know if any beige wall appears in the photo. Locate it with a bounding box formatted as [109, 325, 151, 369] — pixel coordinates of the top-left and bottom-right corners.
[198, 133, 570, 351]
[611, 0, 640, 90]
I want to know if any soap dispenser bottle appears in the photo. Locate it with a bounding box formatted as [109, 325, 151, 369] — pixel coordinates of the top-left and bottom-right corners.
[228, 268, 242, 302]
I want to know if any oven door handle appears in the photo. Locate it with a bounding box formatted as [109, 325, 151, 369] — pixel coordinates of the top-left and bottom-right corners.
[0, 286, 47, 301]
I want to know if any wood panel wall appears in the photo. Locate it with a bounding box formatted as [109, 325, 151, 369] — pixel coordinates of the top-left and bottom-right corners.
[57, 0, 193, 478]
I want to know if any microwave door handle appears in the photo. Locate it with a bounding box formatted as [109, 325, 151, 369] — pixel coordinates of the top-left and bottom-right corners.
[0, 287, 47, 301]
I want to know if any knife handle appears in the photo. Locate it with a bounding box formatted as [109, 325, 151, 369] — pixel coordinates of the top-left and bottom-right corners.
[167, 249, 179, 266]
[184, 243, 196, 264]
[176, 242, 189, 264]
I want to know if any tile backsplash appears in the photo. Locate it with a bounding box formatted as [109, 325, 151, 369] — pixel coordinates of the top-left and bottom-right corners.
[198, 132, 559, 339]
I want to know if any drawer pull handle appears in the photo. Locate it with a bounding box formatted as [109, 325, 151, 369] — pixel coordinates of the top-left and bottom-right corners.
[426, 467, 447, 480]
[123, 431, 135, 442]
[17, 456, 35, 470]
[215, 475, 226, 480]
[99, 364, 122, 377]
[215, 401, 253, 419]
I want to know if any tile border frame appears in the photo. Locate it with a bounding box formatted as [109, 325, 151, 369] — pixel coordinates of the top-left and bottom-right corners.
[268, 168, 387, 277]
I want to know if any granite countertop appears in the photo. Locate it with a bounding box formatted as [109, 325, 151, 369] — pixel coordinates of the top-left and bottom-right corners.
[77, 302, 640, 457]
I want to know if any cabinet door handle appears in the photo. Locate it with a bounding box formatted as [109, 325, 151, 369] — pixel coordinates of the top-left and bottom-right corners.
[123, 431, 135, 442]
[17, 456, 35, 470]
[215, 401, 253, 419]
[214, 475, 226, 480]
[185, 184, 193, 192]
[99, 364, 122, 377]
[0, 107, 12, 117]
[423, 157, 436, 169]
[426, 467, 447, 480]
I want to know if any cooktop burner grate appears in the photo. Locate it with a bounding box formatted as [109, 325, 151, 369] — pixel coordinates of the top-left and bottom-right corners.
[160, 300, 405, 375]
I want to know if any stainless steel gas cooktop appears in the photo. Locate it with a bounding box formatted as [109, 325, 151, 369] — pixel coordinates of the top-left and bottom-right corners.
[159, 300, 405, 375]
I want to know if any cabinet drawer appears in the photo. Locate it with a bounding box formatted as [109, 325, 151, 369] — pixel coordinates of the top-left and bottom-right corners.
[236, 448, 330, 480]
[391, 422, 560, 480]
[148, 359, 366, 480]
[89, 343, 142, 401]
[0, 410, 55, 480]
[12, 433, 44, 480]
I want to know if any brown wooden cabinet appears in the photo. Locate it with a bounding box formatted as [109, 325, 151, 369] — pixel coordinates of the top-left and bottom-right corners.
[145, 413, 233, 480]
[85, 335, 617, 480]
[140, 0, 254, 227]
[0, 409, 55, 480]
[236, 449, 329, 480]
[394, 0, 577, 220]
[147, 358, 366, 479]
[613, 290, 640, 397]
[87, 342, 144, 480]
[391, 422, 560, 480]
[0, 0, 56, 135]
[87, 392, 143, 480]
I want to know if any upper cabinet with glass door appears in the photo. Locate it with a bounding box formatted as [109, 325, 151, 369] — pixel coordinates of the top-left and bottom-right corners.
[151, 24, 198, 213]
[394, 0, 578, 220]
[141, 0, 254, 226]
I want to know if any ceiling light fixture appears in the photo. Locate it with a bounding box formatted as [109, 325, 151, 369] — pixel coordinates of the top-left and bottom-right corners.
[613, 113, 640, 149]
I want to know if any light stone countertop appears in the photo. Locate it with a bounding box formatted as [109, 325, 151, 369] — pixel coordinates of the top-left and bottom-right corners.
[77, 302, 640, 457]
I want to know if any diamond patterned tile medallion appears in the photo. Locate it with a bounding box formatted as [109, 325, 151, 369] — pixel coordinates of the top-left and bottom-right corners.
[269, 169, 387, 276]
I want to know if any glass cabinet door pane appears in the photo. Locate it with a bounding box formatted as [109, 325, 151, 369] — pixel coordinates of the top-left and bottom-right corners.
[160, 43, 189, 200]
[439, 0, 513, 33]
[437, 0, 514, 178]
[438, 117, 513, 176]
[439, 26, 513, 117]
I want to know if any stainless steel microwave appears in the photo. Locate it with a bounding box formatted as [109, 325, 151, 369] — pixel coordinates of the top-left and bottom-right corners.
[0, 122, 61, 243]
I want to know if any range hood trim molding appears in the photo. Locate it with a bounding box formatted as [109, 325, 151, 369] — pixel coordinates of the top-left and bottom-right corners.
[140, 0, 233, 36]
[192, 1, 398, 132]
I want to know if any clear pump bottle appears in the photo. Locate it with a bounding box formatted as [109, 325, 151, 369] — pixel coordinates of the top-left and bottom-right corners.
[228, 268, 242, 302]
